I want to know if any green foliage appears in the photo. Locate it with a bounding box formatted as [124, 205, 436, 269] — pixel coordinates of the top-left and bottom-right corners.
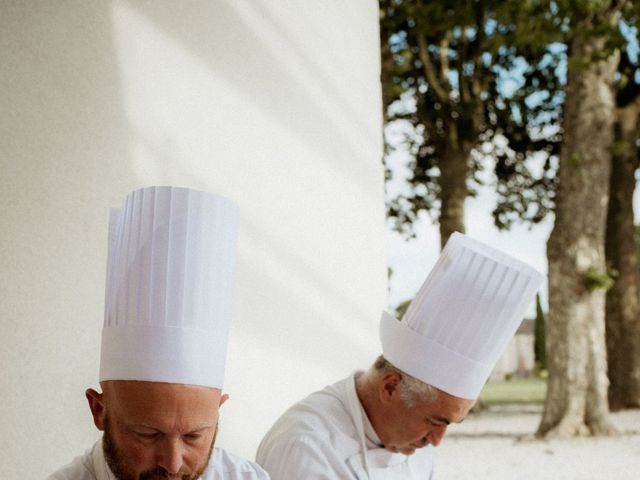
[394, 299, 412, 319]
[534, 293, 547, 372]
[616, 48, 640, 108]
[611, 140, 628, 157]
[569, 153, 582, 169]
[381, 0, 640, 235]
[634, 225, 640, 260]
[480, 377, 546, 405]
[583, 267, 617, 291]
[380, 0, 564, 236]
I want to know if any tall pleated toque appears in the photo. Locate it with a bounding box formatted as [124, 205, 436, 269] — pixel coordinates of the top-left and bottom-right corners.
[381, 232, 544, 399]
[100, 186, 239, 388]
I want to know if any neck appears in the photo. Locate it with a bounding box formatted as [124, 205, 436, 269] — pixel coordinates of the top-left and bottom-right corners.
[354, 371, 383, 438]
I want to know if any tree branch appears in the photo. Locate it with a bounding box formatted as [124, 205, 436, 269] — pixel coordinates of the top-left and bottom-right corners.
[459, 27, 471, 103]
[471, 2, 486, 99]
[417, 33, 449, 102]
[440, 35, 451, 89]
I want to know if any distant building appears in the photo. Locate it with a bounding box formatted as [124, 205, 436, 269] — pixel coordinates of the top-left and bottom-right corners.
[491, 319, 536, 380]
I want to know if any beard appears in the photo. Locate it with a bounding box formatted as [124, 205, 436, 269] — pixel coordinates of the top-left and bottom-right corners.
[102, 415, 217, 480]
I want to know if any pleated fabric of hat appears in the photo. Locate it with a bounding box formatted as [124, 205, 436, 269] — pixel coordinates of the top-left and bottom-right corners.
[380, 232, 544, 400]
[100, 186, 239, 388]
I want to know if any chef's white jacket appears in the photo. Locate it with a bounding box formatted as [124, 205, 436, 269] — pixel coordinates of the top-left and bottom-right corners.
[256, 373, 434, 479]
[47, 440, 269, 479]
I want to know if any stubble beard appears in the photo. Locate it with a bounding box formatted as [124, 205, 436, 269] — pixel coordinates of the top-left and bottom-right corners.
[102, 415, 217, 480]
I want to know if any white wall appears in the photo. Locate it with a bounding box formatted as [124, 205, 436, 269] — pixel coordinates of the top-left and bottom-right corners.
[0, 1, 385, 476]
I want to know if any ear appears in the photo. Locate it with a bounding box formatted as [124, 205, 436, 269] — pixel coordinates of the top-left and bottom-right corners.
[378, 372, 402, 405]
[85, 388, 106, 431]
[219, 393, 229, 408]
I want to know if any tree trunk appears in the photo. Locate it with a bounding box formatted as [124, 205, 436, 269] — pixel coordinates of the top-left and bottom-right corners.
[380, 39, 394, 121]
[538, 28, 619, 438]
[438, 141, 469, 247]
[605, 99, 640, 410]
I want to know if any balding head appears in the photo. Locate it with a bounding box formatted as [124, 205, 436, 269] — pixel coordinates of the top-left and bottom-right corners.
[86, 381, 228, 479]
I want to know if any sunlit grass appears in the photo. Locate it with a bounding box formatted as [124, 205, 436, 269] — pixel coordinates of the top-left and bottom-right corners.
[479, 377, 547, 405]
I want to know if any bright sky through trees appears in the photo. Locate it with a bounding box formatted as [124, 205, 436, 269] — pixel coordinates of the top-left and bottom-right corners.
[384, 21, 639, 317]
[385, 124, 640, 316]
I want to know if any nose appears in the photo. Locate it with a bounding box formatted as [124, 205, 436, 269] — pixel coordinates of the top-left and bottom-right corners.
[157, 438, 184, 474]
[426, 424, 448, 447]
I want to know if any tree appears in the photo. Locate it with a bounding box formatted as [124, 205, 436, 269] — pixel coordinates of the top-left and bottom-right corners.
[479, 3, 640, 413]
[605, 48, 640, 410]
[538, 0, 625, 438]
[534, 293, 546, 372]
[380, 0, 562, 246]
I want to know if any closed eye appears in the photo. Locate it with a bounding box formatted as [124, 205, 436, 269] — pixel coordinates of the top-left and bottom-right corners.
[426, 417, 448, 427]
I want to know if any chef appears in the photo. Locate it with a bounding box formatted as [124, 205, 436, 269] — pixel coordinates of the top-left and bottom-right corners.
[257, 232, 543, 479]
[48, 186, 269, 480]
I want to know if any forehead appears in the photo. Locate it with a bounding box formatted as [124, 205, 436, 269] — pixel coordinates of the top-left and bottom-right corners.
[104, 381, 220, 427]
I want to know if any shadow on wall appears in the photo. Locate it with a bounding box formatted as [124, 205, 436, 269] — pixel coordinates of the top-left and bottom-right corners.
[122, 0, 379, 189]
[113, 0, 383, 350]
[238, 214, 379, 362]
[129, 127, 377, 356]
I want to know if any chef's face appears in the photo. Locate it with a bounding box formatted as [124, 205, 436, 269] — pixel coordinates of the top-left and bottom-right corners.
[86, 381, 227, 480]
[376, 374, 474, 455]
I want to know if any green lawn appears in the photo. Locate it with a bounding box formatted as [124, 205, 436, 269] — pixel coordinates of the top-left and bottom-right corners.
[479, 377, 547, 405]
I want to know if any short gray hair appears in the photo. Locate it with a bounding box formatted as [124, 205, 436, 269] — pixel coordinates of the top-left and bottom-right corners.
[372, 355, 437, 407]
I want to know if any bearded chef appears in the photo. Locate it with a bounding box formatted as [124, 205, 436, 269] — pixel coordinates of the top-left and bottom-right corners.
[256, 232, 543, 479]
[48, 186, 269, 480]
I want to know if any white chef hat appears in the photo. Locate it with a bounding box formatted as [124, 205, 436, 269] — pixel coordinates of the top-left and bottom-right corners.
[100, 186, 239, 388]
[380, 232, 544, 400]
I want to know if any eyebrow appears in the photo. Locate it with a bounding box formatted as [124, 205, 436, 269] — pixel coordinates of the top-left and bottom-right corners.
[130, 423, 215, 433]
[185, 425, 215, 434]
